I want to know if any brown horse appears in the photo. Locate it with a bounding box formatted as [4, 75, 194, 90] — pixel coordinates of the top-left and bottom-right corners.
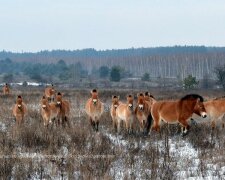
[110, 95, 121, 131]
[3, 83, 10, 95]
[135, 93, 152, 134]
[150, 94, 207, 136]
[192, 98, 225, 129]
[40, 96, 59, 127]
[116, 95, 134, 134]
[55, 92, 70, 127]
[12, 95, 27, 125]
[85, 89, 104, 131]
[45, 84, 55, 102]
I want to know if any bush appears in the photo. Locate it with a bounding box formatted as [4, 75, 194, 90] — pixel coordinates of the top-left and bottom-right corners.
[183, 75, 199, 90]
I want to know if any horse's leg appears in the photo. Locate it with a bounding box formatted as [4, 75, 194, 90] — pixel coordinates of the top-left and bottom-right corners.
[179, 119, 189, 136]
[113, 117, 117, 131]
[96, 120, 99, 132]
[117, 119, 121, 133]
[211, 119, 216, 130]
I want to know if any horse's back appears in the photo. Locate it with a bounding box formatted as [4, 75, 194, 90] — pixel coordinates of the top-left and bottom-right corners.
[152, 100, 178, 122]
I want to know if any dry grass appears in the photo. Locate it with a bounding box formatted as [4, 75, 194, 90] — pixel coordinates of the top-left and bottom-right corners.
[0, 88, 225, 179]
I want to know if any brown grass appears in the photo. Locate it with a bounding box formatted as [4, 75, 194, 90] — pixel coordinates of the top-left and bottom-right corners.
[0, 88, 225, 179]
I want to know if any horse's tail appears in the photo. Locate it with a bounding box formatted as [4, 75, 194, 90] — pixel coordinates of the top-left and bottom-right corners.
[146, 113, 153, 133]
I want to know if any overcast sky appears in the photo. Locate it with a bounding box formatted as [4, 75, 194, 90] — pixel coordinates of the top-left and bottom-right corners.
[0, 0, 225, 52]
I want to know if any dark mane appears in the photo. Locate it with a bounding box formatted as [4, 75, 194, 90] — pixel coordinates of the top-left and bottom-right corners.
[92, 89, 97, 93]
[18, 95, 22, 98]
[57, 92, 61, 95]
[150, 95, 155, 99]
[113, 95, 117, 98]
[181, 94, 204, 102]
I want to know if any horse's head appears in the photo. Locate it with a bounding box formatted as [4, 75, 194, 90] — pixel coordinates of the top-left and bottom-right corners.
[112, 95, 120, 109]
[127, 95, 133, 110]
[91, 89, 98, 106]
[181, 94, 207, 118]
[40, 96, 49, 109]
[56, 92, 63, 107]
[137, 93, 145, 111]
[194, 98, 207, 118]
[16, 95, 23, 109]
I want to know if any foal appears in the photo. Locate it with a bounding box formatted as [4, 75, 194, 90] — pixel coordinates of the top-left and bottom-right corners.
[40, 96, 59, 127]
[12, 95, 27, 125]
[110, 95, 121, 131]
[116, 95, 135, 134]
[55, 92, 70, 127]
[45, 84, 55, 102]
[85, 89, 104, 131]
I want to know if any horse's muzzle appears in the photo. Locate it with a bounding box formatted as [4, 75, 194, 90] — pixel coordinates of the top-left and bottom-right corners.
[201, 112, 207, 118]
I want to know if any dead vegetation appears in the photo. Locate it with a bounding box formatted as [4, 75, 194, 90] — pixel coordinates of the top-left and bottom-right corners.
[0, 88, 225, 179]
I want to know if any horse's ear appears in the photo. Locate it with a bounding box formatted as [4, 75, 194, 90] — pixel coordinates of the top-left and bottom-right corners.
[112, 95, 115, 100]
[118, 96, 120, 100]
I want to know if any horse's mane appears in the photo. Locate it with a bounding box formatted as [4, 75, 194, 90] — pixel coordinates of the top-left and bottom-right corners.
[57, 92, 62, 96]
[144, 92, 155, 99]
[18, 95, 22, 99]
[92, 89, 97, 93]
[181, 94, 204, 102]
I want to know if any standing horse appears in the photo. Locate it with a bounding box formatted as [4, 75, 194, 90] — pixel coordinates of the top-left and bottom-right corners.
[3, 83, 10, 95]
[45, 84, 55, 102]
[135, 93, 152, 134]
[12, 95, 27, 125]
[192, 98, 225, 129]
[55, 92, 70, 127]
[110, 95, 121, 131]
[116, 95, 135, 134]
[85, 89, 104, 131]
[150, 94, 207, 136]
[40, 96, 59, 127]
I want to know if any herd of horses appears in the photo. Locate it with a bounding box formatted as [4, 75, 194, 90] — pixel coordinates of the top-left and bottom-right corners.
[1, 83, 225, 136]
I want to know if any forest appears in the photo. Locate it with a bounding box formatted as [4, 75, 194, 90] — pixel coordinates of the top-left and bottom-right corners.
[1, 46, 225, 86]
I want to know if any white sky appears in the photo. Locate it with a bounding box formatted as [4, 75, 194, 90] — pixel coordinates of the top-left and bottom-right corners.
[0, 0, 225, 52]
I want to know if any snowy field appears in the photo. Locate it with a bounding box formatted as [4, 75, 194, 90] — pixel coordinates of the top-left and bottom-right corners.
[0, 88, 225, 179]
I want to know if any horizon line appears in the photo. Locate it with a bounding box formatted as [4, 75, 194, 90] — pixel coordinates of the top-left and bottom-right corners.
[1, 45, 225, 54]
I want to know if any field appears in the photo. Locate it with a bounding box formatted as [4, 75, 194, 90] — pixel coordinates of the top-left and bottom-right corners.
[0, 87, 225, 179]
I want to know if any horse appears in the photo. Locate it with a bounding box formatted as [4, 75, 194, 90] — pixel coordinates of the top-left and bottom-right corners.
[110, 95, 121, 131]
[55, 92, 70, 127]
[191, 98, 225, 129]
[150, 94, 207, 136]
[40, 96, 59, 127]
[85, 89, 104, 132]
[116, 95, 135, 134]
[3, 83, 10, 95]
[135, 93, 152, 134]
[45, 84, 55, 102]
[12, 95, 27, 125]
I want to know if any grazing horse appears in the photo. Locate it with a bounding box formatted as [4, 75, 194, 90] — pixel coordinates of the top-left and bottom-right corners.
[192, 98, 225, 129]
[110, 95, 121, 131]
[116, 95, 135, 134]
[40, 96, 59, 127]
[85, 89, 104, 131]
[150, 94, 207, 136]
[12, 95, 27, 125]
[3, 83, 10, 95]
[135, 93, 152, 134]
[45, 84, 55, 102]
[55, 92, 70, 127]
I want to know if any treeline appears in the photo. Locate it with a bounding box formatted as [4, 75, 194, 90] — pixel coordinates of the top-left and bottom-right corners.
[1, 46, 225, 80]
